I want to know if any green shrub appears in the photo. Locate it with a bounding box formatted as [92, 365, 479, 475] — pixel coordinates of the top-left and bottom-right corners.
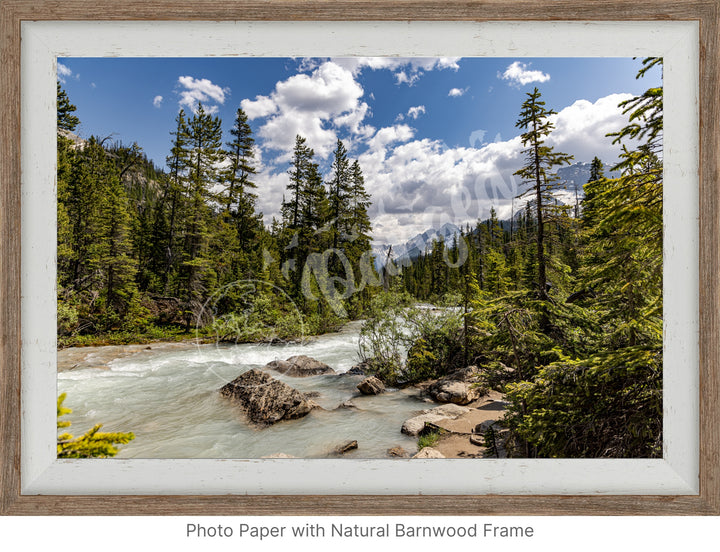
[57, 298, 79, 336]
[417, 430, 441, 450]
[504, 347, 662, 458]
[358, 291, 413, 384]
[57, 393, 135, 458]
[359, 292, 466, 385]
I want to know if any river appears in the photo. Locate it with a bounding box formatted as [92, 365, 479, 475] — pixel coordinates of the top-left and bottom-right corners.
[57, 321, 426, 458]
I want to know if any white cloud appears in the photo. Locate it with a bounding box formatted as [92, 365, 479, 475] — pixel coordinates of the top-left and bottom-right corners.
[152, 95, 163, 108]
[546, 93, 635, 162]
[331, 57, 460, 74]
[255, 169, 291, 222]
[241, 95, 277, 119]
[500, 61, 551, 87]
[177, 76, 229, 112]
[395, 71, 419, 86]
[57, 63, 73, 83]
[334, 102, 374, 136]
[448, 87, 467, 97]
[246, 64, 631, 244]
[243, 61, 369, 161]
[366, 124, 415, 152]
[407, 105, 426, 120]
[300, 57, 462, 87]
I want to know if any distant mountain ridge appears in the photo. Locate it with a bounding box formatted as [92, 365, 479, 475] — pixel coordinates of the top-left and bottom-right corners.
[372, 222, 461, 271]
[556, 160, 620, 195]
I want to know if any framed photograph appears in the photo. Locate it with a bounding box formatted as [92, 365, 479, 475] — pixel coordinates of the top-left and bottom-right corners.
[1, 1, 718, 515]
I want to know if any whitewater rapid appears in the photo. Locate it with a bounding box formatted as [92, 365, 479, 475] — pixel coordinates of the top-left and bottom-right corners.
[57, 322, 425, 458]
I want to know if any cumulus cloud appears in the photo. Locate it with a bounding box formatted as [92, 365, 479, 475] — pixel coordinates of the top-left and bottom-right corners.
[177, 76, 229, 112]
[500, 61, 550, 87]
[395, 71, 419, 86]
[300, 57, 460, 87]
[57, 62, 74, 83]
[241, 61, 370, 161]
[254, 168, 291, 221]
[406, 105, 426, 120]
[547, 93, 635, 161]
[248, 58, 632, 245]
[367, 124, 415, 152]
[448, 87, 468, 97]
[241, 95, 277, 119]
[331, 57, 459, 74]
[152, 95, 163, 108]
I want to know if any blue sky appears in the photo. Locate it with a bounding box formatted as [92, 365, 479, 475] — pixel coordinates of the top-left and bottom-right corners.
[58, 56, 661, 244]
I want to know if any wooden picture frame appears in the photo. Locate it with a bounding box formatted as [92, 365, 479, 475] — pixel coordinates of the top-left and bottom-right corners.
[1, 0, 718, 516]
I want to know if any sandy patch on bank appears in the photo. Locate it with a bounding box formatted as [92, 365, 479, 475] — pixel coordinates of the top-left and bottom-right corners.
[427, 390, 508, 458]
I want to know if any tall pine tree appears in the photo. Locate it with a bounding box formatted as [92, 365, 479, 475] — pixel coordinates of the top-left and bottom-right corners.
[513, 88, 573, 299]
[179, 103, 224, 327]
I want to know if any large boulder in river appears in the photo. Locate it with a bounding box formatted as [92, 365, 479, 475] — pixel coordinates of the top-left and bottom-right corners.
[401, 403, 470, 436]
[219, 369, 316, 425]
[427, 365, 487, 405]
[357, 376, 385, 395]
[265, 355, 336, 377]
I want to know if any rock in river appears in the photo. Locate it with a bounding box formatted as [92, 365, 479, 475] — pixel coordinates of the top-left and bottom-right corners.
[265, 355, 336, 377]
[335, 440, 359, 455]
[357, 376, 385, 395]
[387, 446, 410, 458]
[427, 365, 487, 405]
[219, 369, 316, 425]
[345, 361, 370, 376]
[412, 447, 445, 459]
[401, 403, 470, 436]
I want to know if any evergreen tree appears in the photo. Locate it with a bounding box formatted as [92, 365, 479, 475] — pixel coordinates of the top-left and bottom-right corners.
[284, 135, 312, 230]
[581, 156, 605, 227]
[221, 107, 261, 279]
[179, 103, 224, 327]
[327, 139, 351, 252]
[281, 135, 319, 297]
[589, 156, 604, 182]
[223, 108, 257, 212]
[158, 109, 191, 293]
[513, 88, 573, 299]
[95, 144, 140, 325]
[57, 82, 80, 131]
[299, 159, 329, 233]
[345, 159, 374, 312]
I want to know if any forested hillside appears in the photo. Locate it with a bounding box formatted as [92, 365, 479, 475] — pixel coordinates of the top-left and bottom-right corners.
[57, 86, 375, 346]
